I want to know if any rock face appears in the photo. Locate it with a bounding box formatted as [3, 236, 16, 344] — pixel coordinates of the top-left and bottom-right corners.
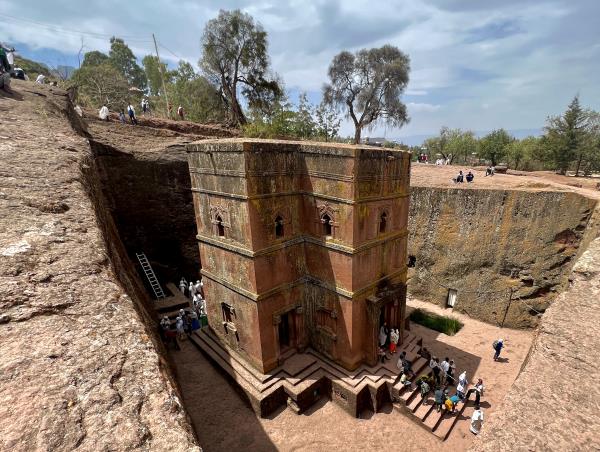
[471, 233, 600, 451]
[89, 139, 200, 283]
[408, 187, 597, 327]
[0, 82, 200, 450]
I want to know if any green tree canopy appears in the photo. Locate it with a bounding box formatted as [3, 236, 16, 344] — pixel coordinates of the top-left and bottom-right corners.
[323, 45, 410, 144]
[314, 101, 341, 142]
[109, 37, 147, 90]
[142, 55, 172, 96]
[541, 96, 590, 175]
[81, 50, 109, 68]
[479, 129, 513, 166]
[71, 63, 129, 108]
[167, 61, 226, 123]
[200, 9, 281, 126]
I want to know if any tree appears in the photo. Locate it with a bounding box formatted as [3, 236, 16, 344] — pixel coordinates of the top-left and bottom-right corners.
[314, 101, 341, 142]
[479, 129, 513, 166]
[142, 55, 172, 96]
[423, 127, 452, 162]
[323, 45, 410, 144]
[291, 93, 316, 139]
[200, 9, 281, 126]
[71, 63, 129, 107]
[542, 96, 589, 175]
[81, 50, 109, 68]
[167, 61, 226, 123]
[446, 130, 478, 164]
[506, 136, 541, 170]
[109, 37, 147, 90]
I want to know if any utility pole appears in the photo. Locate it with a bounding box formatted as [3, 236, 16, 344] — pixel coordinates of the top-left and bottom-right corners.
[152, 33, 170, 119]
[501, 288, 513, 328]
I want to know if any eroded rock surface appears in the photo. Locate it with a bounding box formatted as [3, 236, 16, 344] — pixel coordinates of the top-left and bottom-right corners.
[0, 82, 199, 450]
[471, 234, 600, 451]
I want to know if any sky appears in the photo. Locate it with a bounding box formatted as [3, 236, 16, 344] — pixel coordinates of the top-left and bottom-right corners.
[2, 0, 600, 141]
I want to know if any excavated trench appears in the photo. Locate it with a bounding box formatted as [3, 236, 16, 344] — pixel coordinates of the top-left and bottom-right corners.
[82, 133, 600, 331]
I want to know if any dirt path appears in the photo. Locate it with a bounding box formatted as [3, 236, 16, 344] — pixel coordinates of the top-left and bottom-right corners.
[169, 302, 533, 452]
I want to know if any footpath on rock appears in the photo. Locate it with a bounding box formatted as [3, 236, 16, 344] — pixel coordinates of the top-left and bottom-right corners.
[0, 81, 201, 451]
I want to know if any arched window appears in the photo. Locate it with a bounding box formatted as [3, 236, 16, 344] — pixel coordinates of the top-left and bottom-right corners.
[379, 211, 388, 233]
[322, 213, 332, 237]
[216, 215, 225, 237]
[275, 215, 284, 238]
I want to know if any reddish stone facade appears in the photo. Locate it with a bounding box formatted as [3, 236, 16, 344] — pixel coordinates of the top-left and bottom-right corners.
[186, 139, 410, 372]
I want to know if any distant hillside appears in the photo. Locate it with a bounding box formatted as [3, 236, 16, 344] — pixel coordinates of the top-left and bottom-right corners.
[13, 56, 51, 77]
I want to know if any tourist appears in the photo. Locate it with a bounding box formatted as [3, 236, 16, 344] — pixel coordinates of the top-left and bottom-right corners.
[189, 282, 196, 300]
[440, 357, 450, 384]
[400, 372, 412, 388]
[0, 46, 10, 91]
[493, 338, 504, 361]
[457, 371, 468, 401]
[379, 322, 389, 349]
[466, 171, 474, 183]
[179, 277, 187, 295]
[444, 392, 456, 414]
[430, 356, 441, 385]
[420, 379, 430, 403]
[177, 105, 185, 120]
[189, 309, 200, 331]
[175, 315, 185, 340]
[378, 346, 388, 363]
[127, 103, 138, 125]
[447, 359, 456, 385]
[389, 328, 399, 353]
[194, 279, 203, 298]
[98, 104, 109, 121]
[159, 316, 170, 341]
[470, 405, 484, 435]
[119, 109, 126, 124]
[434, 386, 444, 412]
[455, 171, 464, 183]
[396, 351, 406, 371]
[35, 73, 46, 84]
[474, 378, 485, 405]
[141, 98, 148, 115]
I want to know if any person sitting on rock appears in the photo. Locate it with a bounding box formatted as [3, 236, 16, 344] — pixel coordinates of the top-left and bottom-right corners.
[466, 171, 474, 183]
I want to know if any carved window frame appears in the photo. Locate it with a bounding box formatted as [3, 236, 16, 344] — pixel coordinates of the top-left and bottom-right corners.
[210, 205, 230, 239]
[317, 202, 338, 239]
[377, 206, 391, 237]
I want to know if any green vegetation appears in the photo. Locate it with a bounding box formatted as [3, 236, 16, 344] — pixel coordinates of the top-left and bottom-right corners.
[409, 308, 463, 336]
[14, 56, 50, 77]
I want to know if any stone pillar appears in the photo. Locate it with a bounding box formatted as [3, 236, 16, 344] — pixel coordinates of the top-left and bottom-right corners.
[365, 296, 380, 367]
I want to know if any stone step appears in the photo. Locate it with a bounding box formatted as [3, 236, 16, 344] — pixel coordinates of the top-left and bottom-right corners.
[434, 397, 474, 440]
[413, 395, 435, 421]
[407, 391, 426, 412]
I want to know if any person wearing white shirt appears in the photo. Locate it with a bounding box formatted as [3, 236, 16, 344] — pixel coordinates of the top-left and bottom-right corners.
[470, 405, 484, 434]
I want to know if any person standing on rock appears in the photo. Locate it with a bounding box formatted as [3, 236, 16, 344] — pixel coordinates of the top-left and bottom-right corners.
[473, 378, 484, 405]
[177, 105, 185, 120]
[434, 386, 444, 412]
[440, 357, 450, 384]
[175, 315, 185, 341]
[98, 104, 109, 121]
[127, 103, 138, 125]
[179, 277, 187, 295]
[447, 359, 456, 385]
[493, 338, 504, 361]
[189, 282, 196, 300]
[457, 371, 468, 401]
[389, 328, 399, 353]
[379, 322, 389, 349]
[430, 356, 441, 386]
[470, 405, 484, 434]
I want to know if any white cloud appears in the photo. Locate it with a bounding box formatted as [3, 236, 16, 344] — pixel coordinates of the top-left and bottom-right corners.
[408, 102, 441, 112]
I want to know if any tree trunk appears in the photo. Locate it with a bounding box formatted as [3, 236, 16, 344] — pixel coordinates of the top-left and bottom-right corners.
[575, 153, 583, 177]
[354, 126, 361, 145]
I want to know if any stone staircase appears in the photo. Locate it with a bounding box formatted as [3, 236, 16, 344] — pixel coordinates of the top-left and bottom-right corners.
[188, 327, 469, 441]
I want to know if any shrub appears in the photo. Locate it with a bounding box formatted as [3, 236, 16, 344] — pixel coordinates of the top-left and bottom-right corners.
[409, 308, 463, 335]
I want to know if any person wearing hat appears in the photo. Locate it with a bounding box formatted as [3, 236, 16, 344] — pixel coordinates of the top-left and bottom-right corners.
[493, 338, 504, 361]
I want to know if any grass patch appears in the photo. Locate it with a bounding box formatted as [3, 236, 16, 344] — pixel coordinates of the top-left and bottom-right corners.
[409, 308, 463, 336]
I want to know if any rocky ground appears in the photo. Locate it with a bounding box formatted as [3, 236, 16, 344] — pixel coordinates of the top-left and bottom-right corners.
[0, 81, 200, 450]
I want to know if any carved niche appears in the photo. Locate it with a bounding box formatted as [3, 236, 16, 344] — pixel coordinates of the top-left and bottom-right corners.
[209, 205, 230, 238]
[316, 202, 339, 239]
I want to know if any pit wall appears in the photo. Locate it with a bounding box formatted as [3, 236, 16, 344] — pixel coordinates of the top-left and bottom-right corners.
[89, 140, 200, 282]
[408, 187, 597, 328]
